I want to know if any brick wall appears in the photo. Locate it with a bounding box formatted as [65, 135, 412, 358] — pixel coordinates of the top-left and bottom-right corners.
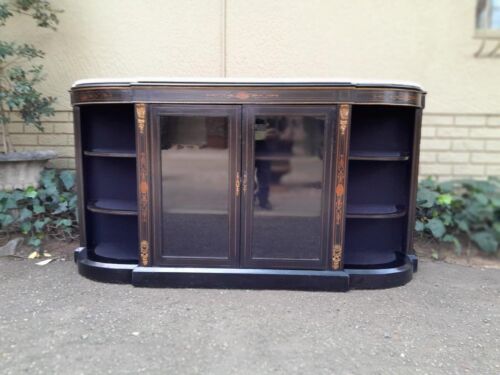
[5, 111, 500, 179]
[420, 114, 500, 180]
[6, 111, 75, 169]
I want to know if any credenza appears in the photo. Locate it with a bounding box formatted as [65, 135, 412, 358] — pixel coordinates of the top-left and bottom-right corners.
[71, 79, 425, 291]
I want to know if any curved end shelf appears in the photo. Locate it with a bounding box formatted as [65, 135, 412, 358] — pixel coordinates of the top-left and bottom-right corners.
[91, 242, 139, 263]
[349, 150, 409, 161]
[346, 204, 406, 219]
[87, 199, 138, 216]
[84, 149, 136, 158]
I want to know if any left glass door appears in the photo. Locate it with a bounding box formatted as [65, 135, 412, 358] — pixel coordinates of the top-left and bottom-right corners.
[150, 105, 241, 267]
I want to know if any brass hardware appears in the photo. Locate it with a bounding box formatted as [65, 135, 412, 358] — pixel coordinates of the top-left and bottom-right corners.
[332, 244, 342, 270]
[140, 240, 149, 266]
[243, 172, 248, 194]
[136, 103, 146, 134]
[235, 171, 241, 196]
[339, 104, 349, 135]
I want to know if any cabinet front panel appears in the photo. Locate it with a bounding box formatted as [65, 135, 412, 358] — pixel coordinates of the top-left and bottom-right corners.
[242, 106, 336, 269]
[151, 105, 240, 266]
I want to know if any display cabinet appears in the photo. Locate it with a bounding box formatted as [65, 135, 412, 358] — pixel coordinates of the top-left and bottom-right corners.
[71, 79, 425, 290]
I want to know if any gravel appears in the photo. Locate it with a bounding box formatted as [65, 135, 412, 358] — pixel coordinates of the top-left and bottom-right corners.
[0, 258, 499, 375]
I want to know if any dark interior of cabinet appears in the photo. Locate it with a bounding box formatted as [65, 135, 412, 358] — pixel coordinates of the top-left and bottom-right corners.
[344, 105, 415, 268]
[80, 104, 138, 263]
[81, 104, 136, 154]
[86, 212, 139, 263]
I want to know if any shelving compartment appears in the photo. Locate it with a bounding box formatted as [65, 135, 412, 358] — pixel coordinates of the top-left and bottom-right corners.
[344, 218, 405, 268]
[79, 104, 139, 263]
[349, 105, 414, 161]
[83, 156, 138, 213]
[346, 160, 410, 217]
[80, 104, 136, 155]
[86, 212, 139, 263]
[343, 105, 416, 268]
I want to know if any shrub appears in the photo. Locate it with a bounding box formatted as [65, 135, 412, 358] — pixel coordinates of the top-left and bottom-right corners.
[415, 177, 500, 254]
[0, 168, 78, 254]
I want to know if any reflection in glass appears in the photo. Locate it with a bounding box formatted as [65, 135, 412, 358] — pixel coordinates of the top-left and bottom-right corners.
[160, 116, 229, 259]
[251, 115, 325, 261]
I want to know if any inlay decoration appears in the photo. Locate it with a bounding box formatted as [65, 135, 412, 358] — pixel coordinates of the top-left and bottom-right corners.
[136, 103, 150, 266]
[332, 104, 351, 270]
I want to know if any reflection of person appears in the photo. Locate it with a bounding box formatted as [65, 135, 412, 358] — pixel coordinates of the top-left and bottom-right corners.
[254, 120, 273, 209]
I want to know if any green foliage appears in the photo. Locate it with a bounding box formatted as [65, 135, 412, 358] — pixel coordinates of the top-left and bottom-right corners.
[415, 177, 500, 254]
[0, 0, 62, 153]
[0, 168, 78, 254]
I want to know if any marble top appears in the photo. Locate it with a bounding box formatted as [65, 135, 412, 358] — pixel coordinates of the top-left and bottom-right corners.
[72, 77, 424, 90]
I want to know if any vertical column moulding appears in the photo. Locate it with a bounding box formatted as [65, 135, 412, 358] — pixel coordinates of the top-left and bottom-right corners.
[331, 104, 351, 270]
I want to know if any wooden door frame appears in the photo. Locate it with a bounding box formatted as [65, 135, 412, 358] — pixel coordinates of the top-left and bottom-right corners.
[241, 105, 337, 270]
[149, 104, 242, 267]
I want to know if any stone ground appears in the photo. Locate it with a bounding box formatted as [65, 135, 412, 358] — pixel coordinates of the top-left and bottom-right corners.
[0, 257, 499, 375]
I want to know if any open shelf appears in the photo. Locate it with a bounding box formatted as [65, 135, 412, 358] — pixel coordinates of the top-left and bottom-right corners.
[346, 160, 410, 208]
[80, 104, 136, 153]
[349, 150, 409, 161]
[86, 212, 139, 264]
[84, 149, 136, 158]
[87, 199, 137, 216]
[346, 204, 406, 219]
[349, 106, 415, 156]
[343, 218, 405, 268]
[84, 157, 137, 204]
[92, 242, 138, 263]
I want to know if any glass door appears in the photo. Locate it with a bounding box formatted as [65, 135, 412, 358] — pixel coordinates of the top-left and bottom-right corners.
[151, 105, 241, 267]
[242, 106, 336, 269]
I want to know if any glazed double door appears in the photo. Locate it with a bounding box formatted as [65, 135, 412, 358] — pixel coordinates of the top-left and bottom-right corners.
[151, 105, 337, 269]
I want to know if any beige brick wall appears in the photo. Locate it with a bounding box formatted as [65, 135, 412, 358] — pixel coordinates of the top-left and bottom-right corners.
[420, 114, 500, 180]
[7, 111, 75, 169]
[6, 111, 500, 180]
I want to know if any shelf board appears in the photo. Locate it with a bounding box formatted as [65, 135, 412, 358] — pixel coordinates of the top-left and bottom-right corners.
[346, 204, 406, 219]
[87, 199, 138, 216]
[343, 248, 399, 268]
[92, 242, 138, 263]
[349, 150, 409, 161]
[84, 149, 136, 158]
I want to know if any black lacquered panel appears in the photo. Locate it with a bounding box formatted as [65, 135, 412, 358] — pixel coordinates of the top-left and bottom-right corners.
[160, 115, 231, 261]
[244, 108, 333, 269]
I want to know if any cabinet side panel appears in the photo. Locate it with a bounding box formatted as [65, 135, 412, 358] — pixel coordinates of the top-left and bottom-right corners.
[331, 104, 351, 270]
[73, 106, 86, 247]
[406, 109, 423, 254]
[136, 103, 151, 266]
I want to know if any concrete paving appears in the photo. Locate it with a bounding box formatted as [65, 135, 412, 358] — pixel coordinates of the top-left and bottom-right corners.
[0, 258, 499, 375]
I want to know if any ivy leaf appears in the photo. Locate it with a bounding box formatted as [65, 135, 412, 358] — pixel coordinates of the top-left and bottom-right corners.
[20, 221, 32, 234]
[56, 218, 72, 227]
[415, 220, 424, 232]
[33, 203, 45, 214]
[33, 218, 50, 231]
[437, 193, 453, 206]
[0, 213, 14, 228]
[425, 218, 446, 239]
[59, 170, 75, 190]
[24, 186, 38, 198]
[417, 188, 438, 208]
[28, 237, 42, 249]
[471, 232, 498, 253]
[19, 208, 33, 221]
